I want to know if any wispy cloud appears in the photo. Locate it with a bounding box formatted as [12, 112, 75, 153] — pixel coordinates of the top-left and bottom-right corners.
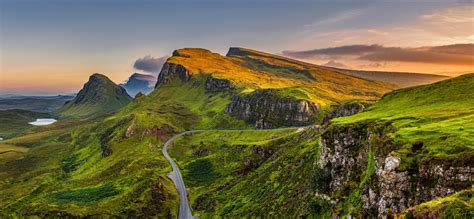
[305, 9, 364, 28]
[283, 5, 474, 74]
[293, 5, 474, 49]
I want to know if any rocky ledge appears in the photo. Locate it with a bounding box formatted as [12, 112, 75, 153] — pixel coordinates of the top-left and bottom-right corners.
[317, 122, 473, 217]
[225, 89, 319, 129]
[204, 76, 234, 92]
[155, 63, 193, 87]
[323, 101, 368, 124]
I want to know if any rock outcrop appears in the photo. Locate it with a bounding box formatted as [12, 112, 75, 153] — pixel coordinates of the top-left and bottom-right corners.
[323, 101, 367, 123]
[204, 76, 234, 92]
[155, 63, 193, 87]
[225, 89, 319, 129]
[317, 122, 473, 217]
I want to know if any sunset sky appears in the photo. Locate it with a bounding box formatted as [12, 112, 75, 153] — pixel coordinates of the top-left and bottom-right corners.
[1, 0, 473, 95]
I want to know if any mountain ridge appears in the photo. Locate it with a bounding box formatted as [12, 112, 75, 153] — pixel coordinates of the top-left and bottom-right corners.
[56, 73, 132, 118]
[120, 73, 156, 97]
[228, 47, 450, 87]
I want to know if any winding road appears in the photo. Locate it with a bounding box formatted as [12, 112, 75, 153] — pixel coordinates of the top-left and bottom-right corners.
[162, 130, 203, 219]
[162, 127, 313, 219]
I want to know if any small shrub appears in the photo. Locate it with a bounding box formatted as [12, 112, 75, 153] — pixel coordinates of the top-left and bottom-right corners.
[185, 158, 221, 185]
[311, 166, 332, 193]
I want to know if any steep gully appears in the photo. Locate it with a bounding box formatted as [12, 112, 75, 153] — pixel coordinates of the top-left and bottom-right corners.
[162, 127, 310, 219]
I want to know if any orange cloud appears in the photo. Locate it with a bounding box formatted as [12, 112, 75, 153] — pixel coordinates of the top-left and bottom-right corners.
[283, 44, 474, 66]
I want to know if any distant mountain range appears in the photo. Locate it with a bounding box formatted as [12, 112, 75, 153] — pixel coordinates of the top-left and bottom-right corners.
[120, 73, 157, 97]
[0, 95, 74, 112]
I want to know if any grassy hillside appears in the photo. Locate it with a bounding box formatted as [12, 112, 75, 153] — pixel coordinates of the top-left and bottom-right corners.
[167, 48, 397, 109]
[163, 74, 473, 217]
[402, 189, 473, 218]
[0, 48, 467, 217]
[0, 143, 29, 163]
[0, 114, 179, 217]
[0, 109, 50, 138]
[333, 73, 474, 166]
[56, 73, 132, 118]
[119, 76, 250, 131]
[168, 127, 321, 217]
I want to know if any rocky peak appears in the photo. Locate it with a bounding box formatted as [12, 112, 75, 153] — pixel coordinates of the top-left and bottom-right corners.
[155, 63, 193, 87]
[89, 73, 110, 84]
[73, 73, 129, 105]
[121, 73, 156, 96]
[56, 73, 132, 117]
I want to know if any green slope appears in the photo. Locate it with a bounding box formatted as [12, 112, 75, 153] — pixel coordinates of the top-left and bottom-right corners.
[0, 114, 178, 217]
[168, 128, 321, 217]
[0, 48, 468, 218]
[0, 109, 50, 138]
[164, 74, 473, 217]
[56, 73, 132, 118]
[403, 189, 473, 218]
[334, 73, 474, 165]
[167, 47, 397, 108]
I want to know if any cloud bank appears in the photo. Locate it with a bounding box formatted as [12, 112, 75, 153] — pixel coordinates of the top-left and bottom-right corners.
[133, 55, 168, 73]
[282, 44, 474, 66]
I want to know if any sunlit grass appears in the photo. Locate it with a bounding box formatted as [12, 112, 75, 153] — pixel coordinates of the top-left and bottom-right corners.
[333, 73, 474, 164]
[168, 48, 397, 108]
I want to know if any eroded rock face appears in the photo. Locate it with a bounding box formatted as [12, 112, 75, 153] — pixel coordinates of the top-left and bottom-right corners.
[204, 76, 234, 92]
[318, 122, 473, 217]
[225, 89, 319, 129]
[323, 101, 367, 123]
[155, 63, 193, 87]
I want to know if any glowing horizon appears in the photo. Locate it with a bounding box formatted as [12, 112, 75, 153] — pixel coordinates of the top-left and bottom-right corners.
[1, 0, 473, 95]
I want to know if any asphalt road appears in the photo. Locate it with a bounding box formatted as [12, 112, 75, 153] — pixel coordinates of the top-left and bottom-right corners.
[162, 126, 314, 218]
[162, 130, 203, 219]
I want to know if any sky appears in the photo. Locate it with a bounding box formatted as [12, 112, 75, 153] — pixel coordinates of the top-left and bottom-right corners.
[0, 0, 473, 95]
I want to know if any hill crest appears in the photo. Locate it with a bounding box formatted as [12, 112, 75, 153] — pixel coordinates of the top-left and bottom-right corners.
[226, 47, 450, 88]
[56, 73, 132, 117]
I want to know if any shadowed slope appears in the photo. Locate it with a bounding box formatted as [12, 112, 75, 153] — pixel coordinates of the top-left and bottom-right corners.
[56, 73, 132, 118]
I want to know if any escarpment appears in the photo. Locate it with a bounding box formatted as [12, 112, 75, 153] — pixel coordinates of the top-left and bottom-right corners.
[204, 76, 234, 92]
[155, 55, 320, 129]
[322, 101, 368, 124]
[225, 90, 319, 129]
[317, 122, 473, 217]
[155, 63, 193, 87]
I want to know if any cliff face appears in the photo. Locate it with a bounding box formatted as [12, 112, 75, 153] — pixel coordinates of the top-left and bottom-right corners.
[155, 63, 193, 87]
[317, 122, 472, 217]
[225, 90, 319, 129]
[204, 76, 234, 92]
[322, 101, 368, 124]
[154, 57, 319, 129]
